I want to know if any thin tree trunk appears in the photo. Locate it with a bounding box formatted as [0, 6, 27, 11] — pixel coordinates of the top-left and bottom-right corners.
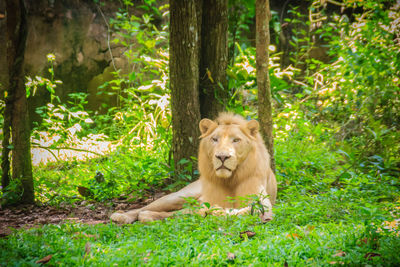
[199, 0, 229, 120]
[5, 0, 34, 204]
[256, 0, 275, 172]
[1, 89, 12, 190]
[170, 0, 202, 174]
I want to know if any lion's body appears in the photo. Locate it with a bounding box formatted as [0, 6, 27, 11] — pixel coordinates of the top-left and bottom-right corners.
[111, 113, 277, 223]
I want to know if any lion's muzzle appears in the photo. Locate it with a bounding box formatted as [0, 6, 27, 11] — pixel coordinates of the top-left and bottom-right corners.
[213, 151, 237, 178]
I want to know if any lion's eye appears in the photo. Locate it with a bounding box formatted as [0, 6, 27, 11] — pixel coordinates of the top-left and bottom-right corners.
[233, 138, 241, 143]
[211, 137, 219, 142]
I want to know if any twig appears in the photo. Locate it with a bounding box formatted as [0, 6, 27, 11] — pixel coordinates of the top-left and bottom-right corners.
[31, 142, 104, 157]
[96, 4, 117, 73]
[33, 144, 60, 161]
[326, 0, 345, 7]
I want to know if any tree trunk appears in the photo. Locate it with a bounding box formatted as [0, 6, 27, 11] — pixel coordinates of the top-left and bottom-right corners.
[3, 0, 34, 204]
[1, 89, 12, 191]
[256, 0, 275, 172]
[199, 0, 229, 119]
[170, 0, 202, 174]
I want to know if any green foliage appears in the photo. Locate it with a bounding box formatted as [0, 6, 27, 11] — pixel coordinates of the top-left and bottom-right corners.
[228, 0, 255, 62]
[26, 54, 61, 103]
[96, 3, 171, 146]
[316, 3, 400, 168]
[274, 0, 400, 176]
[26, 54, 95, 150]
[0, 179, 23, 206]
[35, 145, 171, 205]
[33, 99, 94, 146]
[226, 42, 293, 115]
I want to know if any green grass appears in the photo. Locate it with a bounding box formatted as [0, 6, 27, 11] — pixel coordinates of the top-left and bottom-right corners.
[1, 179, 399, 266]
[2, 130, 399, 266]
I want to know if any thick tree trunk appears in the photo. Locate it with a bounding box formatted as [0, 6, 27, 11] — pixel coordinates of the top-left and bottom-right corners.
[4, 0, 34, 204]
[170, 0, 202, 174]
[256, 0, 275, 172]
[199, 0, 229, 120]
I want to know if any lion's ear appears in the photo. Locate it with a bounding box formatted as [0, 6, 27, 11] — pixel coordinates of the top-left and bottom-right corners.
[199, 119, 217, 138]
[246, 120, 259, 137]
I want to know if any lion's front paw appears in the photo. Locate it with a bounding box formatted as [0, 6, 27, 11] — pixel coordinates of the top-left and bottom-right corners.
[198, 206, 227, 216]
[227, 207, 251, 216]
[110, 212, 136, 224]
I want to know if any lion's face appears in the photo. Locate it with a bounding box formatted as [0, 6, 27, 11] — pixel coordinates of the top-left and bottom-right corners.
[199, 117, 259, 179]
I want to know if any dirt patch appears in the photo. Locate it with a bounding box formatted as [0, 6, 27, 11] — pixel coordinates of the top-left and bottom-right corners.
[0, 195, 167, 237]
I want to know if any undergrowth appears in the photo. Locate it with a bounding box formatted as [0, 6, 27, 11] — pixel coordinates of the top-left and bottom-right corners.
[1, 165, 399, 265]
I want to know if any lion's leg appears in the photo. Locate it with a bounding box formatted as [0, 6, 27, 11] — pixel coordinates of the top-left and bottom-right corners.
[110, 180, 202, 224]
[137, 210, 175, 222]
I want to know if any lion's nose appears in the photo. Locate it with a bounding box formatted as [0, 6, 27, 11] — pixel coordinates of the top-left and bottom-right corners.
[216, 154, 230, 163]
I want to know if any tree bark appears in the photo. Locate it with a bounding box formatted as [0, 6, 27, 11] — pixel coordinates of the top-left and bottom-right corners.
[1, 88, 12, 190]
[3, 0, 34, 204]
[256, 0, 275, 172]
[170, 0, 202, 174]
[199, 0, 229, 119]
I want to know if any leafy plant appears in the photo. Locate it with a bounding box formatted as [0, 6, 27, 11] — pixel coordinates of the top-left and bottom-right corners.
[0, 179, 23, 206]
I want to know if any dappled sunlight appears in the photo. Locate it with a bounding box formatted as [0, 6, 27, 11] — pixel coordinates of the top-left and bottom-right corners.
[31, 133, 115, 166]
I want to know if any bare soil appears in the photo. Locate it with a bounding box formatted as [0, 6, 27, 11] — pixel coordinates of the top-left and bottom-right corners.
[0, 193, 167, 237]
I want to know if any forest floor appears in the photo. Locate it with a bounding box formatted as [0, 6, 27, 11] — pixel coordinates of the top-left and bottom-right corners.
[0, 194, 168, 237]
[0, 203, 110, 237]
[1, 185, 399, 265]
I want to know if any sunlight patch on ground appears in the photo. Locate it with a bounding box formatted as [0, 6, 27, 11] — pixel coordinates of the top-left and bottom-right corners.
[31, 133, 116, 166]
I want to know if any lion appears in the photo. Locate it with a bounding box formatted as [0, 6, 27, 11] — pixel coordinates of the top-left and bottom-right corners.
[110, 113, 277, 223]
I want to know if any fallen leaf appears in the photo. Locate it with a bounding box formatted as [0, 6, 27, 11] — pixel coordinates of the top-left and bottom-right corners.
[78, 186, 93, 197]
[227, 252, 236, 260]
[286, 233, 301, 239]
[306, 225, 315, 231]
[36, 255, 52, 264]
[333, 250, 346, 257]
[304, 225, 315, 235]
[240, 231, 256, 239]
